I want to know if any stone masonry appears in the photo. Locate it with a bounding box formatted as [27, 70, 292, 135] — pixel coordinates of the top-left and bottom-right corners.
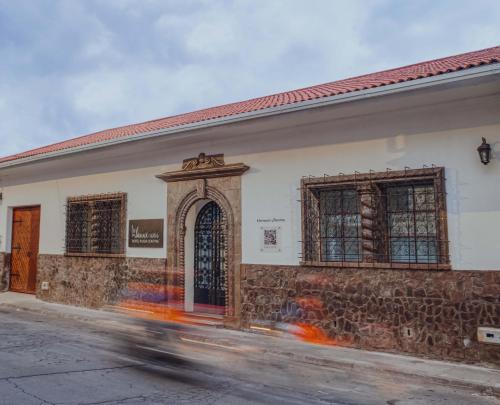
[241, 264, 500, 366]
[36, 254, 167, 308]
[0, 252, 8, 292]
[166, 175, 243, 323]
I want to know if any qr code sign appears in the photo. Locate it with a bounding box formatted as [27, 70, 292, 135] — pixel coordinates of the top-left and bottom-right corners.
[260, 225, 281, 252]
[264, 229, 277, 247]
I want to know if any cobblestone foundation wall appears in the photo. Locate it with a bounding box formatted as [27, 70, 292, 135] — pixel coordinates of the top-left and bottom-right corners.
[241, 264, 500, 366]
[0, 252, 8, 292]
[37, 254, 167, 308]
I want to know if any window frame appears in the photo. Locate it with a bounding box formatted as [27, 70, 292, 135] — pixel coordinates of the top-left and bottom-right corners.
[301, 167, 450, 270]
[65, 192, 127, 258]
[383, 181, 439, 264]
[318, 187, 362, 262]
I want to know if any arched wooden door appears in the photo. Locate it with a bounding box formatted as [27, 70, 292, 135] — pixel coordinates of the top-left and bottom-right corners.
[194, 201, 227, 311]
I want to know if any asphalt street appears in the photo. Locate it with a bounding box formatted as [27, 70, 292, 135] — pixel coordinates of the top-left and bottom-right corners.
[0, 308, 498, 405]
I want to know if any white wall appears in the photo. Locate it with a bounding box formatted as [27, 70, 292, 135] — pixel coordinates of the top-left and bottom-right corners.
[0, 166, 170, 258]
[0, 91, 499, 270]
[237, 120, 500, 270]
[184, 199, 210, 312]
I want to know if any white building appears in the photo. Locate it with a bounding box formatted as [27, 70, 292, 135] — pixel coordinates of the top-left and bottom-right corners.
[0, 46, 499, 363]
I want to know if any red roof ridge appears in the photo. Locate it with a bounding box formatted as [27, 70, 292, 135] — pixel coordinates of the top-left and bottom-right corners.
[1, 45, 499, 165]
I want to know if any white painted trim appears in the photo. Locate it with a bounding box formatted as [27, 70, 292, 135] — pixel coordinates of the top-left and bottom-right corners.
[1, 63, 499, 170]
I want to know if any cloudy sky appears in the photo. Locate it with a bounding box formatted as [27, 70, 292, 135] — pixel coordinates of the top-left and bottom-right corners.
[0, 0, 499, 156]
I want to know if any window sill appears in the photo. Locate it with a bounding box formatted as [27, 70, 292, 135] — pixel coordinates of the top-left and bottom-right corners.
[65, 252, 126, 259]
[300, 261, 451, 271]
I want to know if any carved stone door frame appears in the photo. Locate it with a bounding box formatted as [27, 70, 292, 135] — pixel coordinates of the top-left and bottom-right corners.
[157, 153, 249, 326]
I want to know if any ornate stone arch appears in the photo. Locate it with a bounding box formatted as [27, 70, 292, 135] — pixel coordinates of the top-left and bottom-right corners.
[172, 186, 235, 316]
[157, 153, 248, 325]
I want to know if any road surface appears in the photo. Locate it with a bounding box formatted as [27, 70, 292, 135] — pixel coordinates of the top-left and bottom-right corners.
[0, 308, 497, 405]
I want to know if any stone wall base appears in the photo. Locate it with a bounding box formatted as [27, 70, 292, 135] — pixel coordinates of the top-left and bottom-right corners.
[0, 252, 8, 292]
[9, 255, 500, 365]
[241, 264, 500, 366]
[36, 254, 167, 308]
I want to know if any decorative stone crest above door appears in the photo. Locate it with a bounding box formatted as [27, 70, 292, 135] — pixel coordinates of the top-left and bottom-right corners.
[157, 153, 249, 326]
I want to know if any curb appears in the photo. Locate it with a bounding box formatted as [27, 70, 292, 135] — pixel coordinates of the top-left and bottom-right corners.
[266, 348, 500, 398]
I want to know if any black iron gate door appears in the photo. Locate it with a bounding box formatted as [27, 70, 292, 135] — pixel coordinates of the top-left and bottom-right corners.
[194, 201, 227, 309]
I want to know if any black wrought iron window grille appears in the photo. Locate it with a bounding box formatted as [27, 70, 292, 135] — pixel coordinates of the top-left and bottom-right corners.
[301, 167, 449, 267]
[65, 193, 126, 256]
[319, 189, 361, 262]
[385, 183, 438, 264]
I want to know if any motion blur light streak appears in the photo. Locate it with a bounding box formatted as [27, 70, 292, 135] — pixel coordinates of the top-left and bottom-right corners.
[112, 279, 353, 381]
[249, 325, 273, 332]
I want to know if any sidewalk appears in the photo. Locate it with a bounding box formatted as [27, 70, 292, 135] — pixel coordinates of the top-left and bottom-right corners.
[2, 291, 499, 397]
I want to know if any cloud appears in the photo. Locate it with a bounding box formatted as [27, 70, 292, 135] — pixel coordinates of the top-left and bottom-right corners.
[0, 0, 499, 156]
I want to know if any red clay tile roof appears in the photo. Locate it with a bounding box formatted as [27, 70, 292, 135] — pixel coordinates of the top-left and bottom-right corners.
[2, 45, 499, 165]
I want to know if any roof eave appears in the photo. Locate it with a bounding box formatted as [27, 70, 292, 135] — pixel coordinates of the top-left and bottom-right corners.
[1, 63, 499, 171]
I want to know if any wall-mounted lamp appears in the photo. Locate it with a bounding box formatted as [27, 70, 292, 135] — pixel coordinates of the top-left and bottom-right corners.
[477, 137, 492, 165]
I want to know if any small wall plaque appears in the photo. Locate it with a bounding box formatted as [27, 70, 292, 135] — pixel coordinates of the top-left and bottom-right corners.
[129, 219, 164, 248]
[260, 225, 282, 252]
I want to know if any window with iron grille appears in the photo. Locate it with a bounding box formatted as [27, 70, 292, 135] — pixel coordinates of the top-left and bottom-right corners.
[319, 189, 361, 262]
[65, 193, 126, 255]
[301, 168, 448, 267]
[385, 183, 438, 263]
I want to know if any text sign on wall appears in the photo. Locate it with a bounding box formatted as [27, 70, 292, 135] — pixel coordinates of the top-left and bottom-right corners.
[256, 218, 285, 253]
[128, 219, 164, 248]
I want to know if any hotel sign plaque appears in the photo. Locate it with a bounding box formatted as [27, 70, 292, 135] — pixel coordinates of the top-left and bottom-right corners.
[128, 219, 164, 248]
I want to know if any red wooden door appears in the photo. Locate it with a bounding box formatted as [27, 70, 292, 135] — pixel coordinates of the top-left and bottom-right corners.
[10, 207, 40, 294]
